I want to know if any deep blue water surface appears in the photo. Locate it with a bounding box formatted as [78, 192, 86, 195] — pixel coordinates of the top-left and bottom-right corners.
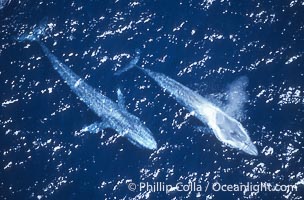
[0, 0, 303, 199]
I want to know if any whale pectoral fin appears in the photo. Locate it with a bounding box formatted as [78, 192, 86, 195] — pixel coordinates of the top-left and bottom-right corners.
[81, 121, 110, 134]
[116, 88, 125, 109]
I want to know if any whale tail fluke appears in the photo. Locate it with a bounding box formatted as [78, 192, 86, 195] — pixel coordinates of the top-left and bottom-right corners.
[15, 17, 49, 42]
[114, 49, 141, 76]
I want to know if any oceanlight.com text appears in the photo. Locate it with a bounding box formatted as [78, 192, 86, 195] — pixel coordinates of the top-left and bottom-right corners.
[212, 182, 297, 193]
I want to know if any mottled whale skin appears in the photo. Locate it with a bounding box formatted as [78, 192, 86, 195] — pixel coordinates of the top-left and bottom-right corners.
[117, 51, 258, 156]
[17, 24, 157, 150]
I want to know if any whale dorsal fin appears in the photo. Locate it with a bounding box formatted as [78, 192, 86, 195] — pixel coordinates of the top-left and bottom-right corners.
[114, 49, 141, 76]
[224, 76, 249, 120]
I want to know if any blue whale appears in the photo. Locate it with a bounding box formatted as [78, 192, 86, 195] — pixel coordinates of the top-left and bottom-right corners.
[117, 51, 258, 155]
[17, 23, 157, 150]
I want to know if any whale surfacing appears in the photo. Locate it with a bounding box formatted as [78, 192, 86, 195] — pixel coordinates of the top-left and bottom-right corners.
[196, 102, 258, 156]
[116, 50, 258, 156]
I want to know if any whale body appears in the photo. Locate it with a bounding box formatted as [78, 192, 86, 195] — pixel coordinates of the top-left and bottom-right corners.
[17, 24, 157, 150]
[117, 51, 258, 156]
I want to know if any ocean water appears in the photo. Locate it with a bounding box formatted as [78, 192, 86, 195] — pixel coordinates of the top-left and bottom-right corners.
[1, 0, 303, 199]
